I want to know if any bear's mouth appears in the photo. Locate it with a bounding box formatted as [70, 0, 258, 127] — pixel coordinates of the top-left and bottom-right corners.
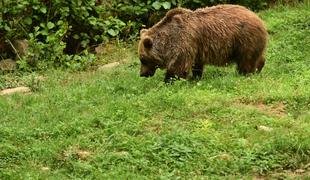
[140, 67, 156, 77]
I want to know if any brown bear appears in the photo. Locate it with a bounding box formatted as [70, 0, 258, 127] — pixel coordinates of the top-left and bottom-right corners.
[138, 4, 268, 82]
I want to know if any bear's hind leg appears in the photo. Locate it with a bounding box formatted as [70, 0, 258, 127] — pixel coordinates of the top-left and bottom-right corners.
[192, 62, 204, 80]
[237, 58, 257, 75]
[255, 56, 265, 73]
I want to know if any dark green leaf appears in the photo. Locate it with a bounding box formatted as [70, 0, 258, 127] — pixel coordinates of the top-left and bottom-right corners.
[40, 7, 47, 14]
[162, 2, 171, 10]
[47, 22, 55, 30]
[107, 29, 118, 37]
[24, 17, 32, 25]
[152, 1, 162, 10]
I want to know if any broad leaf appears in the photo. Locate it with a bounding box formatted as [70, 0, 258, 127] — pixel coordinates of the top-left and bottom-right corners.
[24, 17, 32, 25]
[152, 1, 162, 10]
[107, 29, 118, 37]
[162, 2, 171, 9]
[40, 7, 47, 14]
[47, 22, 55, 29]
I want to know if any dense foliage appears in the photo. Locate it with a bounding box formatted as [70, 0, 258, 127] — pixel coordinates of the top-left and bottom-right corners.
[0, 0, 302, 70]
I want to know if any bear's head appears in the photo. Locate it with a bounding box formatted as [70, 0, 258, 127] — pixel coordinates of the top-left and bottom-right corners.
[138, 29, 166, 77]
[138, 9, 189, 78]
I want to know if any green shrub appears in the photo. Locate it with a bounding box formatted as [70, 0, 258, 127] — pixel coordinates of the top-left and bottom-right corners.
[106, 0, 270, 29]
[0, 0, 128, 70]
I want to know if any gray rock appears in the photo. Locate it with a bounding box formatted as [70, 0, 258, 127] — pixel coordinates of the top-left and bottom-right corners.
[13, 39, 29, 57]
[95, 43, 105, 55]
[256, 125, 273, 132]
[0, 86, 31, 95]
[0, 59, 17, 72]
[98, 62, 120, 71]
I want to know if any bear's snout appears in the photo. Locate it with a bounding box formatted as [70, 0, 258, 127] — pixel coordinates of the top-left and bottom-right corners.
[140, 65, 156, 77]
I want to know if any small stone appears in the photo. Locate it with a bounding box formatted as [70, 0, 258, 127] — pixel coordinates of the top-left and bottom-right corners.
[95, 43, 105, 55]
[98, 62, 120, 70]
[0, 87, 31, 95]
[219, 153, 232, 161]
[77, 150, 91, 160]
[13, 39, 29, 57]
[0, 59, 16, 71]
[256, 125, 273, 132]
[295, 169, 305, 173]
[41, 166, 50, 171]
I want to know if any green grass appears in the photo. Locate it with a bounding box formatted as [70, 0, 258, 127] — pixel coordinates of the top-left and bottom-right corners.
[1, 3, 310, 179]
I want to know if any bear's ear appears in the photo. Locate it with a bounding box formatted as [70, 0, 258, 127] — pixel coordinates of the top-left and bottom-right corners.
[143, 37, 153, 49]
[140, 29, 148, 36]
[172, 15, 182, 24]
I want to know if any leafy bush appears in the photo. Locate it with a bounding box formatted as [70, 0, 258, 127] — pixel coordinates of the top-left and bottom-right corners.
[0, 0, 128, 70]
[106, 0, 270, 30]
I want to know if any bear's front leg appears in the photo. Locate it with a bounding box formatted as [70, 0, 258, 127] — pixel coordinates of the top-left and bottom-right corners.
[165, 55, 192, 83]
[164, 71, 176, 83]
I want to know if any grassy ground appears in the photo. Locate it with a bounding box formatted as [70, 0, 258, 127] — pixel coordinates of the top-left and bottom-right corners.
[1, 3, 310, 179]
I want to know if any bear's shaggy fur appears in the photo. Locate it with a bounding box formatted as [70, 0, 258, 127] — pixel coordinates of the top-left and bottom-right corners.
[138, 4, 268, 82]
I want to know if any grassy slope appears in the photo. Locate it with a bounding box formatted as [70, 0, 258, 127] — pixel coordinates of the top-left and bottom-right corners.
[1, 3, 310, 179]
